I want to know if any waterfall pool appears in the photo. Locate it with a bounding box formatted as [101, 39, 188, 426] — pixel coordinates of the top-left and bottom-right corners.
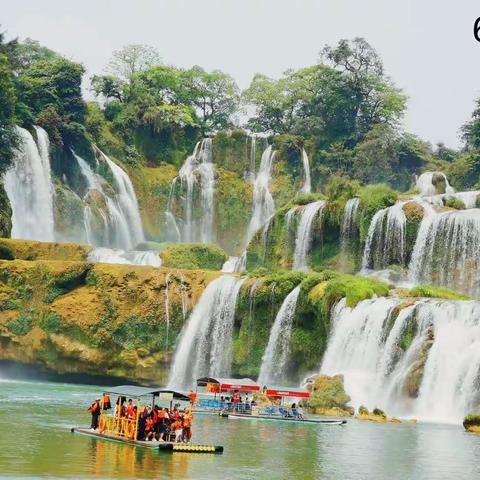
[1, 378, 480, 479]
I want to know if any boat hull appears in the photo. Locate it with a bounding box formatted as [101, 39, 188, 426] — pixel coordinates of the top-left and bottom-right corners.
[221, 413, 347, 425]
[71, 427, 223, 453]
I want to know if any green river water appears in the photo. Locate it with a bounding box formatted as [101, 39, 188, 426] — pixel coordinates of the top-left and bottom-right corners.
[1, 379, 480, 479]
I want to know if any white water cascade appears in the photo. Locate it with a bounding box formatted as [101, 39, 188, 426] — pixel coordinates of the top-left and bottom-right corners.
[362, 202, 407, 270]
[87, 247, 161, 267]
[100, 150, 145, 248]
[291, 201, 325, 271]
[416, 172, 454, 196]
[341, 198, 360, 241]
[167, 139, 215, 243]
[300, 148, 311, 194]
[321, 296, 480, 423]
[4, 126, 55, 242]
[408, 209, 480, 298]
[168, 275, 245, 390]
[246, 146, 276, 243]
[258, 285, 301, 386]
[75, 151, 144, 250]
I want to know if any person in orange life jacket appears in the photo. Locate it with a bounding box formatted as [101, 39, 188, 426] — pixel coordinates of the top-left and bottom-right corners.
[101, 393, 111, 411]
[188, 390, 197, 406]
[144, 411, 155, 441]
[126, 399, 135, 419]
[157, 407, 169, 441]
[182, 409, 193, 443]
[88, 399, 101, 430]
[172, 416, 183, 443]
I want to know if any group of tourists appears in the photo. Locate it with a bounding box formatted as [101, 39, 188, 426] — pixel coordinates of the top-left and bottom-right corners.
[87, 394, 193, 443]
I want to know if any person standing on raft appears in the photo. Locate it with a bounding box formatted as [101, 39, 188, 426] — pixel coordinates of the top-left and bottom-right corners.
[88, 399, 101, 430]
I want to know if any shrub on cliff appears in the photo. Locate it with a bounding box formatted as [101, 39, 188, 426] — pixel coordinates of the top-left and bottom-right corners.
[160, 243, 227, 270]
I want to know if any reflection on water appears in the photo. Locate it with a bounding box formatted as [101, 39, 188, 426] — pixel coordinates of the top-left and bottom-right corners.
[1, 379, 480, 479]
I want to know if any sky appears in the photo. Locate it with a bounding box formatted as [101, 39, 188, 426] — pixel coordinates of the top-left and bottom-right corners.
[2, 0, 480, 148]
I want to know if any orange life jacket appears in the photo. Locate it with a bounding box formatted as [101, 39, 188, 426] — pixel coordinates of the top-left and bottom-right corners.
[183, 414, 192, 427]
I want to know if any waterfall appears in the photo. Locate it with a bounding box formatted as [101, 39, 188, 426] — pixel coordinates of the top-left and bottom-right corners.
[75, 151, 144, 250]
[168, 275, 245, 390]
[321, 296, 480, 423]
[246, 134, 256, 182]
[341, 198, 360, 240]
[246, 146, 276, 243]
[100, 150, 145, 248]
[416, 172, 454, 196]
[258, 285, 301, 386]
[87, 247, 161, 267]
[362, 202, 407, 270]
[4, 126, 55, 242]
[422, 191, 479, 209]
[408, 209, 480, 298]
[292, 201, 325, 271]
[165, 272, 173, 349]
[167, 139, 215, 243]
[300, 148, 311, 194]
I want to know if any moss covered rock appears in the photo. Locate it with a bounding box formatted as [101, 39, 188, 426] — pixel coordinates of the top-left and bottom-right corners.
[0, 239, 92, 262]
[409, 285, 470, 301]
[463, 413, 480, 432]
[0, 258, 219, 383]
[160, 243, 228, 270]
[305, 374, 352, 414]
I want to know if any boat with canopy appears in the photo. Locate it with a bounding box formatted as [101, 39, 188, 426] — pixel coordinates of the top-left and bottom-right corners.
[71, 385, 224, 453]
[194, 378, 346, 426]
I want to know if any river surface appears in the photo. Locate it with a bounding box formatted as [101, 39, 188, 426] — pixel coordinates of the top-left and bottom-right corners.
[1, 379, 480, 479]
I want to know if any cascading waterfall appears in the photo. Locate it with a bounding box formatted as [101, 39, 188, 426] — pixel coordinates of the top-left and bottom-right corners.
[362, 202, 407, 270]
[75, 151, 144, 251]
[341, 198, 360, 241]
[300, 148, 311, 194]
[246, 145, 276, 243]
[100, 150, 145, 248]
[167, 139, 215, 243]
[258, 285, 301, 386]
[292, 201, 325, 271]
[168, 275, 245, 390]
[246, 134, 256, 182]
[416, 172, 454, 196]
[321, 296, 480, 423]
[87, 247, 161, 266]
[165, 273, 173, 348]
[4, 126, 55, 242]
[408, 209, 480, 298]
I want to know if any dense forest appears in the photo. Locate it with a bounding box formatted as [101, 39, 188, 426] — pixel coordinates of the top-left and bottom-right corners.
[2, 31, 480, 194]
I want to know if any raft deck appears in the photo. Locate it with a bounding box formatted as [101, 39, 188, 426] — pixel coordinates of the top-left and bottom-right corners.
[71, 428, 223, 453]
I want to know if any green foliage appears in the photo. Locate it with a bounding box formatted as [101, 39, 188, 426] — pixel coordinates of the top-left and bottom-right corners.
[321, 274, 391, 311]
[41, 312, 63, 334]
[307, 374, 351, 410]
[44, 264, 92, 303]
[7, 313, 33, 336]
[0, 53, 17, 173]
[160, 243, 228, 270]
[444, 197, 465, 210]
[0, 243, 14, 260]
[409, 285, 470, 301]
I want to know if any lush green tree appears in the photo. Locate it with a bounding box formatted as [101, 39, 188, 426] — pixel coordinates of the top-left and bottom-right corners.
[16, 57, 86, 146]
[181, 66, 240, 130]
[91, 74, 124, 102]
[0, 52, 17, 172]
[107, 44, 160, 84]
[462, 98, 480, 151]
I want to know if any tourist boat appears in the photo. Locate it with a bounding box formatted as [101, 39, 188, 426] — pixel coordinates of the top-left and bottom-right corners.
[194, 378, 347, 426]
[71, 385, 224, 453]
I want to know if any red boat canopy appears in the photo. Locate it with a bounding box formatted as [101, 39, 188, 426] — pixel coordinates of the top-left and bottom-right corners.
[265, 388, 310, 399]
[196, 377, 261, 392]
